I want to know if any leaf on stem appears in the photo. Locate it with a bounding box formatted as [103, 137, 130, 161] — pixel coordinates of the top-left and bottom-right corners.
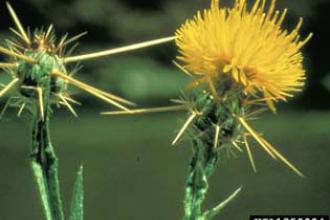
[69, 166, 84, 220]
[202, 186, 242, 219]
[31, 162, 54, 220]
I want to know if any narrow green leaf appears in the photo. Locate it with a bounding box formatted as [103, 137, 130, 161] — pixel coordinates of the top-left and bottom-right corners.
[69, 166, 84, 220]
[202, 186, 242, 220]
[31, 161, 54, 220]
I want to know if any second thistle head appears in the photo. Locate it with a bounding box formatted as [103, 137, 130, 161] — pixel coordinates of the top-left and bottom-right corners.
[0, 2, 149, 119]
[15, 28, 68, 101]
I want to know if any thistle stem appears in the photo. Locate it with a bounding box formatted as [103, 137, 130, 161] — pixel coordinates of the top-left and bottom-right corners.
[183, 138, 218, 220]
[30, 93, 64, 220]
[182, 86, 243, 220]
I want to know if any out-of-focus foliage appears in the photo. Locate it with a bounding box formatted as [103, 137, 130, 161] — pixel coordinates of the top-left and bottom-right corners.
[90, 57, 189, 103]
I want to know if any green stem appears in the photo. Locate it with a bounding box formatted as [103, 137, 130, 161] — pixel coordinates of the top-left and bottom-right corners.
[30, 107, 65, 220]
[182, 85, 243, 220]
[183, 137, 218, 220]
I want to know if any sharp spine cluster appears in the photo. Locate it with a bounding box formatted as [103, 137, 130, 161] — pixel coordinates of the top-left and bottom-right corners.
[0, 2, 175, 120]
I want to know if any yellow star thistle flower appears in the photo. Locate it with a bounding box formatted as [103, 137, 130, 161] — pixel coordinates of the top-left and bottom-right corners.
[102, 1, 312, 217]
[102, 0, 311, 178]
[175, 0, 312, 111]
[173, 0, 312, 177]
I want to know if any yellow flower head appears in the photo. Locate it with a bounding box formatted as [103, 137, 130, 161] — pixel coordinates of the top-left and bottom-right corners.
[176, 0, 312, 110]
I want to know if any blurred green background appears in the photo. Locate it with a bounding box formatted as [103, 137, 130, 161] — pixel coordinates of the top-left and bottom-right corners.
[0, 0, 329, 219]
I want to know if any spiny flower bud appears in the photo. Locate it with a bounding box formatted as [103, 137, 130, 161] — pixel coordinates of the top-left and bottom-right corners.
[0, 3, 175, 119]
